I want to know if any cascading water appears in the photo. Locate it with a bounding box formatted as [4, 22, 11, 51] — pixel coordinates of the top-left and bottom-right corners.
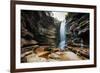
[59, 20, 66, 50]
[81, 39, 84, 49]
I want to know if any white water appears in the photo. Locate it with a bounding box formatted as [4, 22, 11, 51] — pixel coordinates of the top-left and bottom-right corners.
[59, 20, 66, 50]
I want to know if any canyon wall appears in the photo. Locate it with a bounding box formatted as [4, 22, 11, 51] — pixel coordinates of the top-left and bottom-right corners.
[65, 13, 89, 48]
[21, 10, 57, 54]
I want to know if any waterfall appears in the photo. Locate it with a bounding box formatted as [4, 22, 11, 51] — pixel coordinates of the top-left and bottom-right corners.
[81, 39, 84, 49]
[59, 20, 66, 50]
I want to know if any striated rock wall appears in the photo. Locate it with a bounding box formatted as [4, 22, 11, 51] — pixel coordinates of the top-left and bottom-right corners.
[21, 10, 57, 54]
[65, 13, 89, 48]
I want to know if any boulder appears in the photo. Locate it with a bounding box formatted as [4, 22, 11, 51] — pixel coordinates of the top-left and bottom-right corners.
[34, 46, 49, 53]
[37, 51, 50, 59]
[21, 45, 39, 54]
[59, 51, 81, 60]
[48, 53, 60, 59]
[26, 54, 47, 62]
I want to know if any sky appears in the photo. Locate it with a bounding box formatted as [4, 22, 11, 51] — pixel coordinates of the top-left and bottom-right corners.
[52, 12, 68, 21]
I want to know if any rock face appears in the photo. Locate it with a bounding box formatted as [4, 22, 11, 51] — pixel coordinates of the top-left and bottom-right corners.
[21, 10, 57, 55]
[65, 13, 89, 47]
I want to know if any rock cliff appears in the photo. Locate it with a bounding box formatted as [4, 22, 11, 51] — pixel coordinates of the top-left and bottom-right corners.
[21, 10, 57, 54]
[65, 13, 89, 48]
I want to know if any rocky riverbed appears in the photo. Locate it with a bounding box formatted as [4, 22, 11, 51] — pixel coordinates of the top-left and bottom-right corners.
[21, 46, 89, 63]
[22, 48, 82, 62]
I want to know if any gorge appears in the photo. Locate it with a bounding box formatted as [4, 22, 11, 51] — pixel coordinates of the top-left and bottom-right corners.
[21, 10, 90, 62]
